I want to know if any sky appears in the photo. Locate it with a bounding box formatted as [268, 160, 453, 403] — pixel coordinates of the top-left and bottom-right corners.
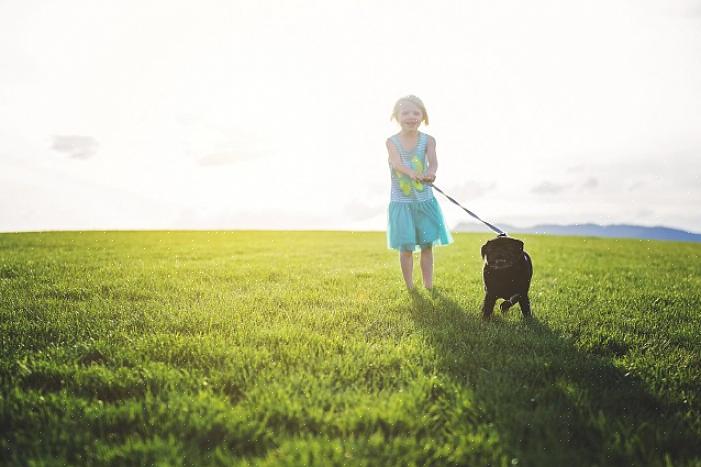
[1, 0, 700, 233]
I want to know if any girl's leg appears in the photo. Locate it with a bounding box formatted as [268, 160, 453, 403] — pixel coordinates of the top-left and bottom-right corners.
[399, 251, 414, 289]
[420, 246, 433, 289]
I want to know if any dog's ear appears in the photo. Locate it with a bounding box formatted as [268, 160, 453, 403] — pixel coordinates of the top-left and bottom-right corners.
[480, 243, 488, 259]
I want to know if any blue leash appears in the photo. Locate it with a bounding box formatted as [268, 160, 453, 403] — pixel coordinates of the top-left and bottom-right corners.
[429, 183, 507, 236]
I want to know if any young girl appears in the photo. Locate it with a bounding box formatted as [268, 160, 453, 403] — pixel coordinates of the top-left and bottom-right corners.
[386, 95, 452, 290]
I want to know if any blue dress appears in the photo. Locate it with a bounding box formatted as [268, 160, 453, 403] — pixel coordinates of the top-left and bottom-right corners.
[387, 132, 453, 252]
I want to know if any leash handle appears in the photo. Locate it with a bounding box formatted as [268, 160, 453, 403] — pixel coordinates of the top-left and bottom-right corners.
[429, 183, 507, 236]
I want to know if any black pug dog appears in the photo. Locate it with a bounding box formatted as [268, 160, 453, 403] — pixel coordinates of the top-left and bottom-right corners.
[480, 235, 533, 319]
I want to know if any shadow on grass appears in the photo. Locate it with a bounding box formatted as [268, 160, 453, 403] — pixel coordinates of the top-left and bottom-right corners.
[407, 288, 700, 466]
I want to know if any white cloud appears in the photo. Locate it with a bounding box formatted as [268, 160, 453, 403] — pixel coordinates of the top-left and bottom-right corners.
[51, 135, 99, 160]
[441, 180, 497, 202]
[580, 177, 599, 190]
[531, 181, 568, 195]
[343, 200, 385, 222]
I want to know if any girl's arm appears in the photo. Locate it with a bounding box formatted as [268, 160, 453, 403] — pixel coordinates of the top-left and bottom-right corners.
[424, 136, 437, 182]
[386, 139, 419, 179]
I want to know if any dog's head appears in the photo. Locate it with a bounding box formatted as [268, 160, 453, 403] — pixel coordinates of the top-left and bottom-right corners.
[481, 236, 525, 270]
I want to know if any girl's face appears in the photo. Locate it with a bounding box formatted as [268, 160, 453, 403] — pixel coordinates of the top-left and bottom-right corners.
[397, 101, 423, 132]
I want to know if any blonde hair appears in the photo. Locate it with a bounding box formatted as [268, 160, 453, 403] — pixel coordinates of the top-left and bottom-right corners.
[391, 95, 429, 125]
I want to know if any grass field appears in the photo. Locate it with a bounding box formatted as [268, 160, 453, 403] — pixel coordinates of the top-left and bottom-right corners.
[1, 230, 701, 466]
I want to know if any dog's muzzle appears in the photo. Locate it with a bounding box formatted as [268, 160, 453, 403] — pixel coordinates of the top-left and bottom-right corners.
[487, 259, 512, 270]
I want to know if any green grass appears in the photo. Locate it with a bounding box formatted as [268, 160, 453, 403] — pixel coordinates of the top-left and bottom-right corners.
[1, 230, 700, 466]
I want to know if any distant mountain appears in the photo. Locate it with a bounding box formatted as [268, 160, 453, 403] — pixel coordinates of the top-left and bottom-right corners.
[453, 222, 701, 243]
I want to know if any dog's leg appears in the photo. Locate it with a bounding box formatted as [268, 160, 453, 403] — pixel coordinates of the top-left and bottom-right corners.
[481, 293, 497, 319]
[519, 295, 532, 318]
[500, 293, 521, 313]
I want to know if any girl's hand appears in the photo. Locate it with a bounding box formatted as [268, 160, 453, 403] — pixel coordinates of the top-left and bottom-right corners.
[422, 173, 436, 183]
